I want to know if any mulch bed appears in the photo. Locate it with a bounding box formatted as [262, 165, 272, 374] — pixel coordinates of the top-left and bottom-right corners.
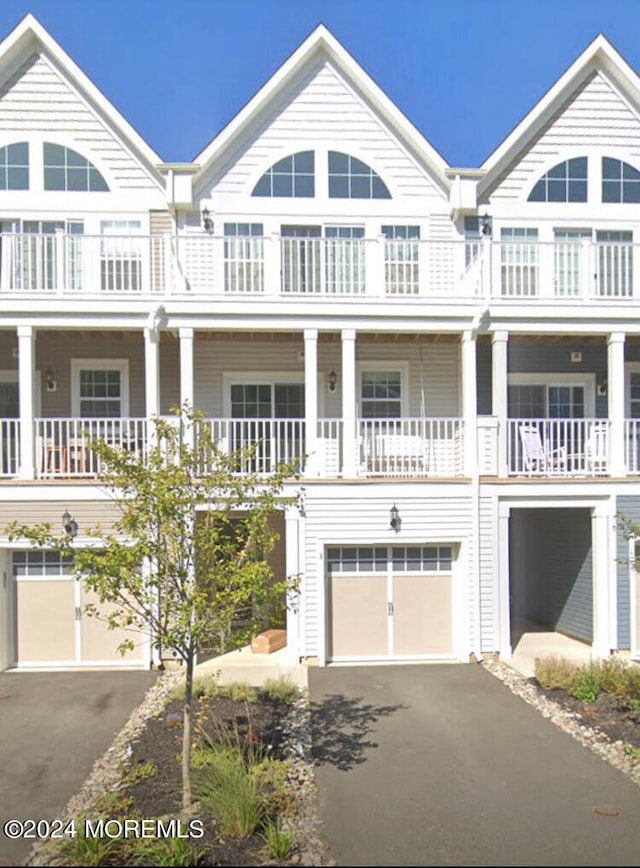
[536, 684, 640, 750]
[102, 691, 295, 867]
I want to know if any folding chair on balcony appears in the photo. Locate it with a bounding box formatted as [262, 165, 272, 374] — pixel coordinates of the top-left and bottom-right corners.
[518, 423, 567, 476]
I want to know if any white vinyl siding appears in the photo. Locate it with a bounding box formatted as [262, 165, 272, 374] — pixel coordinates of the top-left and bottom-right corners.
[0, 54, 156, 190]
[300, 486, 473, 659]
[209, 62, 443, 202]
[490, 71, 640, 200]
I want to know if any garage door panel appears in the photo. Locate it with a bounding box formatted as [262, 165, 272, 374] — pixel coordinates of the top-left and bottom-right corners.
[80, 587, 144, 662]
[330, 576, 388, 657]
[393, 574, 452, 655]
[15, 581, 76, 664]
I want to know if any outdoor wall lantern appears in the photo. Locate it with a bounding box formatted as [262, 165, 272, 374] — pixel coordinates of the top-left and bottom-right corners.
[480, 213, 492, 237]
[201, 207, 213, 232]
[45, 367, 57, 392]
[597, 374, 608, 397]
[390, 503, 401, 532]
[62, 509, 78, 538]
[328, 370, 337, 392]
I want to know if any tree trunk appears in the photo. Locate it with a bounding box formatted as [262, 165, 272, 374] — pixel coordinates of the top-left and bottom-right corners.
[182, 656, 193, 809]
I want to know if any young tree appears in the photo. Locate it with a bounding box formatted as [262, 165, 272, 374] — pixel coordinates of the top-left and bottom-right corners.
[7, 407, 301, 808]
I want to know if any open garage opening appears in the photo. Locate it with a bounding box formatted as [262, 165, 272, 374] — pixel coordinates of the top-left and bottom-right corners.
[508, 507, 594, 672]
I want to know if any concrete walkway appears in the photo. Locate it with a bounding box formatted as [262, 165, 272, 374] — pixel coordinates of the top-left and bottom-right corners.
[309, 663, 640, 866]
[0, 670, 157, 865]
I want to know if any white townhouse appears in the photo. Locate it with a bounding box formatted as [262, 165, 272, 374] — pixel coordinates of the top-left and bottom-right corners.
[1, 15, 640, 672]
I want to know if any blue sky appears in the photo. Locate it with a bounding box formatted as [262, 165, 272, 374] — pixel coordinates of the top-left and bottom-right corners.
[2, 0, 640, 166]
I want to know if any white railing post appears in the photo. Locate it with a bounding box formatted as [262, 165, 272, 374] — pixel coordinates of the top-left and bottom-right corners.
[341, 329, 357, 477]
[492, 331, 509, 476]
[17, 325, 35, 479]
[608, 332, 626, 476]
[179, 327, 195, 449]
[481, 236, 493, 300]
[145, 325, 160, 449]
[265, 233, 280, 295]
[304, 329, 318, 476]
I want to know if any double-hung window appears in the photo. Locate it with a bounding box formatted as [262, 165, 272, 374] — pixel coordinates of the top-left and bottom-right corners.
[501, 228, 538, 296]
[360, 371, 403, 419]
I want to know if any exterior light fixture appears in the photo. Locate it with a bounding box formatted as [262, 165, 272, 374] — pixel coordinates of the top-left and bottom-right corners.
[390, 503, 401, 532]
[62, 509, 78, 538]
[45, 367, 57, 392]
[597, 374, 608, 397]
[328, 370, 337, 392]
[480, 213, 492, 237]
[201, 207, 213, 232]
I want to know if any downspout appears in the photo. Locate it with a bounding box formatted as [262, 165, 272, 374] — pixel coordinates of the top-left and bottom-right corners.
[470, 309, 486, 664]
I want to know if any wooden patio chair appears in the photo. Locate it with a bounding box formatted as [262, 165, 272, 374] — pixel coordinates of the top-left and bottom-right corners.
[518, 423, 568, 475]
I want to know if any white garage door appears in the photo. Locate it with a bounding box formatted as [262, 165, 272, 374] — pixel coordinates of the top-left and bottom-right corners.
[12, 550, 146, 668]
[327, 545, 454, 661]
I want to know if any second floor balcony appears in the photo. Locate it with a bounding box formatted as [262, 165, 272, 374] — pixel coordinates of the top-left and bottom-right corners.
[1, 231, 640, 304]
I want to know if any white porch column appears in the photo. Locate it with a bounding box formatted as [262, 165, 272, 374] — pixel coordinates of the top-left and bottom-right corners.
[17, 325, 35, 479]
[492, 331, 509, 477]
[608, 331, 625, 477]
[144, 326, 160, 448]
[592, 506, 613, 657]
[179, 327, 195, 448]
[341, 328, 357, 477]
[304, 329, 318, 477]
[284, 504, 301, 663]
[461, 330, 477, 477]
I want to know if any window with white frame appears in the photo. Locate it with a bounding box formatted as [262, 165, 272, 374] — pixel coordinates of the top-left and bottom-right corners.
[360, 371, 403, 419]
[0, 142, 29, 190]
[43, 143, 109, 192]
[628, 368, 640, 419]
[528, 157, 588, 202]
[12, 550, 74, 577]
[328, 151, 391, 199]
[382, 226, 420, 295]
[500, 227, 538, 296]
[72, 360, 129, 419]
[100, 220, 142, 292]
[391, 546, 452, 571]
[223, 223, 264, 293]
[252, 151, 314, 197]
[602, 157, 640, 203]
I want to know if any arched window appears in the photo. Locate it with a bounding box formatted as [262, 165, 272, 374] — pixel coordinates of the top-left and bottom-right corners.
[0, 142, 29, 189]
[252, 151, 314, 197]
[528, 157, 587, 202]
[43, 143, 109, 191]
[328, 151, 391, 199]
[602, 157, 640, 202]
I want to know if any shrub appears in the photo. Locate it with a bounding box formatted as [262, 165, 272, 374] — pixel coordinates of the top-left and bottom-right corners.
[120, 760, 158, 787]
[252, 757, 296, 819]
[193, 745, 263, 838]
[210, 681, 258, 703]
[127, 835, 208, 867]
[59, 821, 121, 866]
[261, 676, 299, 705]
[570, 666, 600, 703]
[260, 817, 295, 861]
[534, 655, 578, 691]
[170, 677, 209, 703]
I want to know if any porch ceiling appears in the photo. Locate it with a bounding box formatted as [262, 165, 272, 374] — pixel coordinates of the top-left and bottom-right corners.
[193, 331, 461, 344]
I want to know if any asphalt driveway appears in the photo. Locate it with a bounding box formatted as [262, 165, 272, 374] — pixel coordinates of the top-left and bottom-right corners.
[309, 663, 640, 866]
[0, 670, 157, 865]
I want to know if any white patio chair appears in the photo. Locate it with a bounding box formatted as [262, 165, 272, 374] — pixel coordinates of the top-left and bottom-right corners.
[518, 423, 567, 475]
[585, 423, 608, 475]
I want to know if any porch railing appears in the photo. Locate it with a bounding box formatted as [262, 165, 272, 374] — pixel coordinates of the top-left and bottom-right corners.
[508, 418, 609, 476]
[358, 418, 464, 477]
[203, 418, 306, 475]
[0, 419, 19, 477]
[35, 418, 148, 478]
[625, 420, 640, 475]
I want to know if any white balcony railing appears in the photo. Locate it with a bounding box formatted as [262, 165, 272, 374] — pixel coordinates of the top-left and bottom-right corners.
[2, 233, 639, 301]
[0, 233, 171, 295]
[508, 418, 609, 476]
[0, 419, 19, 477]
[625, 420, 640, 475]
[358, 418, 464, 477]
[35, 418, 148, 478]
[495, 240, 638, 300]
[204, 418, 306, 475]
